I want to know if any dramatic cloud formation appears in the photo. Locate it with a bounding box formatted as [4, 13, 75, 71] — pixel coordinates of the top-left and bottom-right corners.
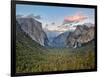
[64, 13, 88, 24]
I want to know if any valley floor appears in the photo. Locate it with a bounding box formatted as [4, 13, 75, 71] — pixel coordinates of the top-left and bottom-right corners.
[16, 43, 95, 73]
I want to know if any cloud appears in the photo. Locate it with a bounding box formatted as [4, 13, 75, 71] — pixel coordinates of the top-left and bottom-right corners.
[34, 15, 41, 19]
[16, 14, 24, 18]
[26, 14, 42, 19]
[64, 12, 88, 24]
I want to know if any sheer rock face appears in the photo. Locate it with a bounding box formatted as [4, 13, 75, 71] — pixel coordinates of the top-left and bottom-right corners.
[66, 25, 94, 48]
[16, 17, 48, 46]
[52, 25, 94, 48]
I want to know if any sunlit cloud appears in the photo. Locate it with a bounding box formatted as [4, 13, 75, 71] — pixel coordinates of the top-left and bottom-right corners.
[64, 12, 88, 24]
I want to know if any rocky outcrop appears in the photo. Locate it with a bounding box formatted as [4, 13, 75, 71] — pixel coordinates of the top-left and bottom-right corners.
[16, 17, 48, 46]
[66, 25, 94, 48]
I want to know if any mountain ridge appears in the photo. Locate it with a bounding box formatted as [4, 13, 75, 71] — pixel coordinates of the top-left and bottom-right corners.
[16, 17, 94, 48]
[51, 24, 94, 48]
[16, 17, 49, 46]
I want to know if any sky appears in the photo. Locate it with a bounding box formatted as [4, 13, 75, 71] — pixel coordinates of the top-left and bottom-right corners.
[16, 4, 95, 32]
